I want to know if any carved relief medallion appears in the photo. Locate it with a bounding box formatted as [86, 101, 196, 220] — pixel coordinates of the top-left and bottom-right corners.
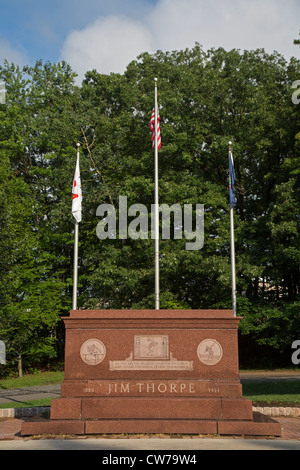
[80, 339, 106, 365]
[197, 339, 223, 366]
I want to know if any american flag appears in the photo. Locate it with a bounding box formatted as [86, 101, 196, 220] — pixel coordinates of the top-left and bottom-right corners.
[150, 106, 161, 150]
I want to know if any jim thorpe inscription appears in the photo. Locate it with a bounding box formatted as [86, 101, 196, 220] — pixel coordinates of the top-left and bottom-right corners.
[84, 381, 199, 395]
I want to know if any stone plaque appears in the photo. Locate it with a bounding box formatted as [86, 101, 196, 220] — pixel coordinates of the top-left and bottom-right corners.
[80, 339, 106, 365]
[197, 339, 223, 366]
[109, 335, 193, 371]
[134, 335, 169, 359]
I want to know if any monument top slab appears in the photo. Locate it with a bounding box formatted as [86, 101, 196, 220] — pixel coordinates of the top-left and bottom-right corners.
[68, 309, 237, 319]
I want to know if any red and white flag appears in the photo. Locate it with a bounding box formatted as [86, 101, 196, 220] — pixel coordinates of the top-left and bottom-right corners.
[150, 106, 161, 150]
[72, 150, 82, 223]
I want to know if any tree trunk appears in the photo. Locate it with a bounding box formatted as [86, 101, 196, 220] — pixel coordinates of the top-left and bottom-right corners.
[18, 353, 23, 378]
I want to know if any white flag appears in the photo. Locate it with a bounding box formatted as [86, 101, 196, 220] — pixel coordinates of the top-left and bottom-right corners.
[72, 150, 82, 223]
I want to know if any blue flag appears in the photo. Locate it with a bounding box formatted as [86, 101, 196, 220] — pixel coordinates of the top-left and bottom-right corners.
[229, 150, 237, 208]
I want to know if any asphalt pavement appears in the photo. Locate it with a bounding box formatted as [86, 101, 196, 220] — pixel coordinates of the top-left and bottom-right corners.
[239, 371, 300, 383]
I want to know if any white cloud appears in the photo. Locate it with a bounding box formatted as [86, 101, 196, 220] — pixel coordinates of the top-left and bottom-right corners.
[150, 0, 299, 57]
[61, 15, 153, 79]
[60, 0, 300, 81]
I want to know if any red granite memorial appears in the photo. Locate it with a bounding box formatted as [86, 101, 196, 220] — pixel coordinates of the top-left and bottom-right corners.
[21, 309, 281, 436]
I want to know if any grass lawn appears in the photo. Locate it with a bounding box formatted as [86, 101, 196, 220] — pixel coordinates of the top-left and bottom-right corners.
[0, 371, 64, 390]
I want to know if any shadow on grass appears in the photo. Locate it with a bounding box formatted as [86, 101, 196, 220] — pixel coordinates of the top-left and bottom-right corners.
[243, 380, 300, 406]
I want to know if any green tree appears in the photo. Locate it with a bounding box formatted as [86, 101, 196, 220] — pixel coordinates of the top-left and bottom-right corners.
[0, 61, 78, 375]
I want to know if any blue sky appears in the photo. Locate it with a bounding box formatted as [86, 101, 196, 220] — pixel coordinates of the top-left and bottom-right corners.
[1, 0, 299, 80]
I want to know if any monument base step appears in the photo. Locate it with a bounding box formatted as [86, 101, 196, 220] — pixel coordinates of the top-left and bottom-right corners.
[21, 412, 281, 437]
[49, 396, 253, 421]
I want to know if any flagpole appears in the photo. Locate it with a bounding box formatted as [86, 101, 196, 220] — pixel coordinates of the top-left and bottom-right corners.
[72, 220, 79, 310]
[154, 77, 160, 310]
[72, 143, 80, 310]
[229, 142, 237, 317]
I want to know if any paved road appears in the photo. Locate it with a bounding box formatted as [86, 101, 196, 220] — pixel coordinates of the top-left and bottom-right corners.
[240, 372, 300, 383]
[0, 384, 61, 404]
[0, 437, 300, 450]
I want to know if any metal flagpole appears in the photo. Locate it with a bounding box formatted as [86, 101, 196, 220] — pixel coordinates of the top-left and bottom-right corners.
[229, 142, 237, 317]
[72, 143, 80, 310]
[154, 78, 160, 310]
[72, 220, 79, 310]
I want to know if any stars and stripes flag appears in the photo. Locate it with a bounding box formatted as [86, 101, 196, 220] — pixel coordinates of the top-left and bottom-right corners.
[150, 106, 161, 150]
[72, 148, 82, 223]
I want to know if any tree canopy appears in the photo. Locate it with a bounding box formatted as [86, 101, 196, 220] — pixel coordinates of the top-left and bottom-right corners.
[0, 43, 300, 374]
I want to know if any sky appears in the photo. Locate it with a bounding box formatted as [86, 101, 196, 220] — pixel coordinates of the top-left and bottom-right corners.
[0, 0, 299, 81]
